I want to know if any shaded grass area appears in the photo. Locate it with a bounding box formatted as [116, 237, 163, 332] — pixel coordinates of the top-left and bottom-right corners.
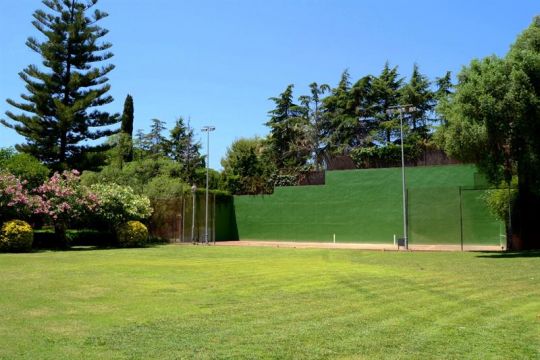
[0, 245, 538, 359]
[234, 165, 502, 245]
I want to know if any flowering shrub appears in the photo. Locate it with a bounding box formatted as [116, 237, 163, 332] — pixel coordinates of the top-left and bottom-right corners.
[33, 170, 99, 246]
[90, 183, 152, 227]
[0, 172, 35, 221]
[116, 220, 148, 247]
[34, 170, 99, 222]
[0, 219, 33, 252]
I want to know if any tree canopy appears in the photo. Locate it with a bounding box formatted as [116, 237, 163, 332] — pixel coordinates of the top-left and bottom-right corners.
[436, 16, 540, 249]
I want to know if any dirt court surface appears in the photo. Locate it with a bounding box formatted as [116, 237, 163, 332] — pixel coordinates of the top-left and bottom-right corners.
[214, 240, 503, 252]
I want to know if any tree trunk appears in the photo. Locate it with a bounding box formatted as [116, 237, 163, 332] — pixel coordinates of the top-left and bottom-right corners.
[54, 222, 69, 249]
[513, 175, 540, 250]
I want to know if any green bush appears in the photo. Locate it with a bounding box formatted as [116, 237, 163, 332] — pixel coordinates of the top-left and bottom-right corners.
[90, 183, 153, 227]
[350, 144, 422, 168]
[144, 176, 188, 199]
[0, 220, 33, 252]
[0, 152, 49, 189]
[116, 221, 148, 247]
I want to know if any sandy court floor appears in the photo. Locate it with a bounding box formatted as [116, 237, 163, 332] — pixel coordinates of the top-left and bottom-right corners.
[211, 240, 503, 252]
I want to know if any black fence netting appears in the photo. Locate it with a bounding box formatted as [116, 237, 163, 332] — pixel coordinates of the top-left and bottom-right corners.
[408, 187, 504, 247]
[148, 194, 238, 243]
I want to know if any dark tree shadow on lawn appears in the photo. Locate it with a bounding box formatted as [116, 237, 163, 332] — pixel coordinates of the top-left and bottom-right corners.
[475, 250, 540, 259]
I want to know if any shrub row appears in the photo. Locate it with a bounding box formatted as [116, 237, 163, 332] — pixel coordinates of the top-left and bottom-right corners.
[1, 220, 149, 252]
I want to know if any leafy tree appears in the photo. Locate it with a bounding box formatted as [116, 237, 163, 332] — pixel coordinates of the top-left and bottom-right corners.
[0, 152, 50, 189]
[298, 82, 331, 169]
[221, 137, 274, 194]
[319, 70, 362, 155]
[370, 62, 403, 144]
[436, 17, 540, 249]
[400, 64, 434, 138]
[168, 117, 204, 183]
[146, 119, 169, 157]
[266, 85, 309, 171]
[82, 157, 183, 194]
[119, 94, 134, 163]
[435, 71, 453, 100]
[1, 0, 119, 170]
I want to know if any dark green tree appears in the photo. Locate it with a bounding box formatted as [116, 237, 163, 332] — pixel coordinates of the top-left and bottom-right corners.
[435, 71, 453, 100]
[146, 119, 169, 157]
[298, 82, 331, 169]
[319, 70, 363, 155]
[266, 85, 309, 171]
[436, 17, 540, 249]
[120, 94, 134, 163]
[221, 137, 274, 194]
[370, 62, 403, 144]
[1, 0, 119, 170]
[400, 64, 434, 138]
[168, 117, 204, 183]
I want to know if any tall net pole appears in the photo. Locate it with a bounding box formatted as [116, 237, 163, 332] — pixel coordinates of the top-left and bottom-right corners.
[202, 125, 215, 245]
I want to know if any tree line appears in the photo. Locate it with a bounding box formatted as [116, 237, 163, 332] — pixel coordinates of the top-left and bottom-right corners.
[221, 64, 451, 194]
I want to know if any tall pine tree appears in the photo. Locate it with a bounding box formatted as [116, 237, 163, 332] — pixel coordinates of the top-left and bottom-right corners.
[266, 85, 309, 171]
[1, 0, 119, 170]
[400, 64, 434, 139]
[169, 117, 204, 183]
[371, 62, 403, 144]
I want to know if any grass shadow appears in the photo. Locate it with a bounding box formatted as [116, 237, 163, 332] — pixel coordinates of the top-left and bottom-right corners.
[475, 250, 540, 259]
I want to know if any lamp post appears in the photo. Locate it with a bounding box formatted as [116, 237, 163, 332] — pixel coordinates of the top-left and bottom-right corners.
[201, 125, 215, 245]
[191, 184, 197, 244]
[387, 105, 416, 250]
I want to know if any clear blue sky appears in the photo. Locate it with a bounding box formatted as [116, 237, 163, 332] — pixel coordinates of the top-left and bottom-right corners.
[0, 0, 538, 169]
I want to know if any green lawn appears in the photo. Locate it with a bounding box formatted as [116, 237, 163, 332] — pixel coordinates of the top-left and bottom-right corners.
[1, 245, 538, 359]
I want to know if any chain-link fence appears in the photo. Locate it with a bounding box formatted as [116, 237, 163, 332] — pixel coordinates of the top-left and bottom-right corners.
[148, 193, 238, 243]
[408, 187, 504, 247]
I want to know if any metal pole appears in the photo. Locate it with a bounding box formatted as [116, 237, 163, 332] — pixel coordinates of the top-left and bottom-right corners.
[459, 186, 463, 251]
[205, 129, 210, 245]
[201, 125, 215, 245]
[399, 109, 408, 249]
[191, 185, 196, 243]
[181, 196, 185, 242]
[507, 183, 512, 250]
[213, 193, 216, 245]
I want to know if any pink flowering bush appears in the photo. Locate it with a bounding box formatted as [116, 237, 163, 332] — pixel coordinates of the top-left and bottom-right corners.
[0, 172, 35, 222]
[33, 170, 99, 246]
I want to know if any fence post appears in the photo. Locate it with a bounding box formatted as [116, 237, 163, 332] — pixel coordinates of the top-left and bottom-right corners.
[181, 195, 185, 242]
[213, 193, 216, 245]
[459, 186, 463, 251]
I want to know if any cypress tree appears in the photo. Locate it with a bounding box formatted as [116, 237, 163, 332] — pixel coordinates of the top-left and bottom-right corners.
[1, 0, 119, 170]
[120, 94, 134, 162]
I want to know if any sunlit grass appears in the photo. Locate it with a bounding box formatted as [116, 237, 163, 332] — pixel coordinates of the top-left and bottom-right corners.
[0, 245, 538, 359]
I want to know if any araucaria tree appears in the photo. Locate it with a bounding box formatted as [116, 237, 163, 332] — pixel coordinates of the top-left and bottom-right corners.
[2, 0, 119, 170]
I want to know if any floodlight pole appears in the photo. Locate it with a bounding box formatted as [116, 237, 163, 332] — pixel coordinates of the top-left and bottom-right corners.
[191, 184, 197, 243]
[399, 109, 408, 249]
[201, 125, 215, 245]
[387, 105, 416, 250]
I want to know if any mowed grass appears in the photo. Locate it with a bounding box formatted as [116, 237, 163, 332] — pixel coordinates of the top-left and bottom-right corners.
[0, 245, 538, 359]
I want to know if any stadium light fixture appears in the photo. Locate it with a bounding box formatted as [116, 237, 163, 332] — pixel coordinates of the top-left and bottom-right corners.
[386, 105, 417, 250]
[201, 125, 216, 245]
